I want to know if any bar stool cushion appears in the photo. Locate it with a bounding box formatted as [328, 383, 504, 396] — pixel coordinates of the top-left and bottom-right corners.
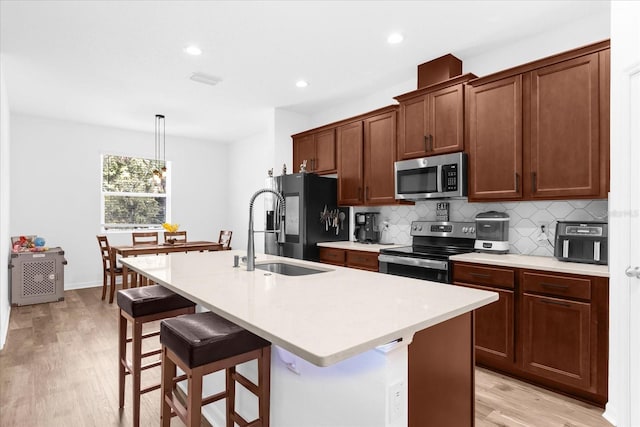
[117, 285, 195, 318]
[160, 311, 271, 369]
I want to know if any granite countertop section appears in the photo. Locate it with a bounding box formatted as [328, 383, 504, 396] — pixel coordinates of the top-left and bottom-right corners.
[317, 241, 405, 252]
[450, 252, 609, 278]
[121, 250, 497, 367]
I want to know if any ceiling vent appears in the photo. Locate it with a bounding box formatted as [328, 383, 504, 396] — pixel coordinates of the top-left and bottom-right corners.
[189, 72, 222, 86]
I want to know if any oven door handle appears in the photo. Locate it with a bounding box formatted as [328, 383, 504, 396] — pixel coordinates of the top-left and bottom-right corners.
[378, 254, 449, 271]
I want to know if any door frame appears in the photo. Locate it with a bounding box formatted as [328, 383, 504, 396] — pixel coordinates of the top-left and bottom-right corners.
[605, 3, 640, 425]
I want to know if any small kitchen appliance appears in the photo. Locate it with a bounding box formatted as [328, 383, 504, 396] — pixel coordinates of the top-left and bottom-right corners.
[378, 221, 476, 283]
[554, 221, 608, 265]
[354, 212, 380, 243]
[474, 211, 510, 254]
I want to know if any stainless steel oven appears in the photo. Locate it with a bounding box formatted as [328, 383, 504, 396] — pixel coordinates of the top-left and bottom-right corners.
[378, 221, 476, 284]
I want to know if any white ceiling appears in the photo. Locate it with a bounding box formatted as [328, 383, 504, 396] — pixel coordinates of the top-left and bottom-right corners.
[0, 0, 610, 143]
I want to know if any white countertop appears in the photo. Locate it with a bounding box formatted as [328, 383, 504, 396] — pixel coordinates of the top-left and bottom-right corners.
[317, 241, 405, 252]
[121, 250, 497, 367]
[450, 252, 609, 278]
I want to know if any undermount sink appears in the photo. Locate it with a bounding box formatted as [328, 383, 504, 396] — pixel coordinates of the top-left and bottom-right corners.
[254, 262, 328, 276]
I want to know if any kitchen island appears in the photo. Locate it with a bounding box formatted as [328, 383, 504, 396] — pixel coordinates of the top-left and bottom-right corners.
[121, 250, 497, 427]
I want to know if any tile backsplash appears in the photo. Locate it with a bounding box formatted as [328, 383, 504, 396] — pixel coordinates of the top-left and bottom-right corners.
[355, 199, 608, 257]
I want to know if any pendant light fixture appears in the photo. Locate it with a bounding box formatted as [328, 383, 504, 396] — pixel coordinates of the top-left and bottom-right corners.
[153, 114, 166, 180]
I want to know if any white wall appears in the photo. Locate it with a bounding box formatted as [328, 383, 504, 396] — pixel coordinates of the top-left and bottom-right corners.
[227, 129, 274, 256]
[463, 12, 610, 77]
[0, 54, 11, 349]
[309, 12, 610, 130]
[309, 78, 413, 128]
[225, 108, 311, 259]
[273, 108, 310, 173]
[9, 114, 228, 289]
[606, 2, 640, 426]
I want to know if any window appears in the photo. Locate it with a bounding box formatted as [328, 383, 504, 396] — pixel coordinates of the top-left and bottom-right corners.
[101, 154, 170, 231]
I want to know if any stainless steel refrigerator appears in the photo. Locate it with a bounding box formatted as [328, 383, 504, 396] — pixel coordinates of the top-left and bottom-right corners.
[264, 173, 349, 261]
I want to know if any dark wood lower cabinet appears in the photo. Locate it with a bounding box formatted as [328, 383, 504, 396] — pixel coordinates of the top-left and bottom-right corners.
[318, 246, 345, 266]
[452, 261, 608, 407]
[345, 250, 378, 271]
[521, 294, 591, 389]
[318, 247, 379, 272]
[460, 283, 514, 366]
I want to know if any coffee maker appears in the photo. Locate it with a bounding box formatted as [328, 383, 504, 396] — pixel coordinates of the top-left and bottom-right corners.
[354, 212, 380, 243]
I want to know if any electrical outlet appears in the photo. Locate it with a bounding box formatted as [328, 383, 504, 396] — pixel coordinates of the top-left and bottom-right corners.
[388, 381, 404, 424]
[536, 223, 549, 242]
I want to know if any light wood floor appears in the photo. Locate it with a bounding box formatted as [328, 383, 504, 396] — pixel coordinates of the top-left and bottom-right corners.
[0, 287, 612, 427]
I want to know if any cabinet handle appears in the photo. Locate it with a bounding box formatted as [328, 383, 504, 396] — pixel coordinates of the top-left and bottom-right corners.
[470, 273, 491, 279]
[365, 186, 369, 201]
[540, 282, 569, 290]
[532, 172, 537, 192]
[429, 135, 434, 152]
[540, 299, 571, 308]
[424, 135, 428, 152]
[515, 173, 520, 192]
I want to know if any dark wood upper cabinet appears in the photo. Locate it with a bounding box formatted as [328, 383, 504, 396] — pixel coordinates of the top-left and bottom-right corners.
[467, 75, 523, 201]
[292, 127, 336, 174]
[337, 106, 399, 206]
[363, 110, 397, 205]
[313, 128, 336, 173]
[395, 74, 474, 160]
[336, 121, 364, 205]
[292, 134, 315, 173]
[429, 84, 465, 154]
[528, 53, 601, 199]
[466, 40, 609, 202]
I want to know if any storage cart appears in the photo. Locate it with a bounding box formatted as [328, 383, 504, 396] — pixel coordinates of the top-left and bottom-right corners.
[9, 247, 67, 306]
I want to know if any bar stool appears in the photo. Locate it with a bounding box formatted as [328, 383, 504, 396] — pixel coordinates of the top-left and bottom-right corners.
[160, 311, 271, 427]
[117, 285, 196, 427]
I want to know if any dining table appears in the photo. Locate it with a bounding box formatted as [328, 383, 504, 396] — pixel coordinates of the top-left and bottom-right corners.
[110, 241, 222, 300]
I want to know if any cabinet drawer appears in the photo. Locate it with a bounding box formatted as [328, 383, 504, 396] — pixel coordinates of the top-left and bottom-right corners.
[319, 247, 346, 266]
[346, 250, 379, 272]
[453, 263, 515, 289]
[521, 270, 592, 301]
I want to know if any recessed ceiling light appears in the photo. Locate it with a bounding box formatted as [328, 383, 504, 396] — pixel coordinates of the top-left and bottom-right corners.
[184, 45, 202, 56]
[296, 80, 309, 88]
[387, 33, 404, 44]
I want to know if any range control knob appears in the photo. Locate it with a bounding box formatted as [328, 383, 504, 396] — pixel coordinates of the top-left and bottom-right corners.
[416, 225, 423, 231]
[470, 227, 476, 233]
[462, 227, 469, 233]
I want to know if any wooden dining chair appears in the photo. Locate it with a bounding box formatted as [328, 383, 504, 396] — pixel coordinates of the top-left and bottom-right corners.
[163, 231, 187, 243]
[97, 235, 136, 303]
[131, 231, 158, 246]
[218, 230, 233, 250]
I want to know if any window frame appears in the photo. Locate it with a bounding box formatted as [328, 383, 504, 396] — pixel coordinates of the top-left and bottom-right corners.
[100, 153, 172, 233]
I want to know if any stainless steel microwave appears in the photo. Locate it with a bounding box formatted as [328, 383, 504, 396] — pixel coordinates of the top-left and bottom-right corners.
[395, 152, 467, 200]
